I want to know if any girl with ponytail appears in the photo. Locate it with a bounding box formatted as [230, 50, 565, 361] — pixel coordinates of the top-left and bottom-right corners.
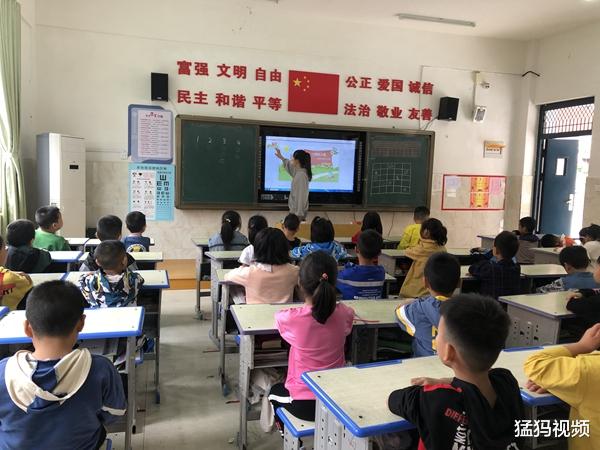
[268, 251, 354, 429]
[208, 210, 249, 251]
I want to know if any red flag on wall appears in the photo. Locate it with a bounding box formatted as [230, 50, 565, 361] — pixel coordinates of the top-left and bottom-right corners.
[288, 70, 339, 115]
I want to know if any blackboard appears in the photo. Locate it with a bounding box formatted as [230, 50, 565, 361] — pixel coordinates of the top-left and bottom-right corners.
[365, 132, 433, 208]
[176, 118, 259, 207]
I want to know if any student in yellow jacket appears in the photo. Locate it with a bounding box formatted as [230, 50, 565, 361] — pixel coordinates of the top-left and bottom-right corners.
[0, 235, 32, 310]
[400, 218, 447, 298]
[397, 206, 429, 250]
[524, 323, 600, 450]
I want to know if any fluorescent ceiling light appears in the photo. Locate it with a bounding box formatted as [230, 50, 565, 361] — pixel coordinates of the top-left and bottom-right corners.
[397, 13, 476, 28]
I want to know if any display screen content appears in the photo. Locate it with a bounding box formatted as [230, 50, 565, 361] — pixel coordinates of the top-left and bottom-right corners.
[263, 136, 357, 193]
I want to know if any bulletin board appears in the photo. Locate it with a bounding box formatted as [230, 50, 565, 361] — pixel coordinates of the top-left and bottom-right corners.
[441, 174, 506, 211]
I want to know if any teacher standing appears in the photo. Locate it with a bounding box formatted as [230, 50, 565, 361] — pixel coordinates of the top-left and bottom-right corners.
[274, 148, 312, 221]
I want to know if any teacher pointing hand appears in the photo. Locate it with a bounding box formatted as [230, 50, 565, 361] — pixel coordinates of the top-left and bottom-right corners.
[274, 148, 312, 221]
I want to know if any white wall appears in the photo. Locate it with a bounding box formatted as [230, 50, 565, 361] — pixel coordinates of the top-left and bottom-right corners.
[25, 0, 532, 257]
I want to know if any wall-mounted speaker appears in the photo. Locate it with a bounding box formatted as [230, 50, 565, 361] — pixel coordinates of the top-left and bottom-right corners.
[438, 96, 459, 121]
[151, 73, 168, 101]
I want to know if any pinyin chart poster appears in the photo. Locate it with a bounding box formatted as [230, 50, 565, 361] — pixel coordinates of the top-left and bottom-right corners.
[129, 163, 174, 221]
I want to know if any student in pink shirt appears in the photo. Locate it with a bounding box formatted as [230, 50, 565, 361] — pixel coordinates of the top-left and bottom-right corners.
[268, 251, 355, 430]
[224, 228, 299, 304]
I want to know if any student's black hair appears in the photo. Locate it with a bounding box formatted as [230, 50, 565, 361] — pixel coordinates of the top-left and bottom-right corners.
[439, 294, 510, 372]
[6, 219, 36, 247]
[220, 210, 242, 250]
[519, 216, 537, 234]
[493, 231, 519, 259]
[247, 215, 268, 245]
[254, 228, 290, 265]
[559, 246, 590, 270]
[35, 205, 62, 229]
[126, 211, 146, 233]
[96, 215, 123, 241]
[583, 224, 600, 241]
[95, 240, 127, 271]
[424, 252, 460, 296]
[360, 212, 383, 235]
[292, 150, 312, 181]
[420, 218, 447, 246]
[414, 206, 430, 221]
[26, 280, 85, 338]
[283, 213, 301, 232]
[357, 230, 383, 260]
[299, 251, 338, 325]
[310, 216, 335, 243]
[540, 234, 561, 248]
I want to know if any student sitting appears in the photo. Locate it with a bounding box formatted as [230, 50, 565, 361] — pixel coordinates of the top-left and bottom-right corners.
[122, 211, 151, 252]
[540, 233, 561, 248]
[515, 216, 539, 264]
[351, 211, 382, 245]
[291, 216, 348, 261]
[79, 241, 144, 308]
[0, 280, 126, 449]
[224, 228, 299, 304]
[469, 231, 521, 299]
[208, 210, 249, 251]
[32, 205, 71, 251]
[537, 246, 600, 293]
[400, 218, 447, 298]
[564, 257, 600, 331]
[80, 215, 138, 272]
[398, 205, 429, 250]
[580, 224, 600, 267]
[268, 252, 354, 429]
[388, 294, 524, 450]
[5, 220, 52, 273]
[525, 323, 600, 450]
[238, 215, 268, 266]
[282, 213, 301, 250]
[395, 252, 460, 357]
[337, 230, 385, 300]
[0, 234, 32, 310]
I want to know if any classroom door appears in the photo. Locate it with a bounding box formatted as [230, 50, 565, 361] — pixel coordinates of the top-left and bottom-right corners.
[539, 139, 578, 235]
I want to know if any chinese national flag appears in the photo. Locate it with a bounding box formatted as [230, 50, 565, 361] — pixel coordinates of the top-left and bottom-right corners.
[288, 70, 339, 114]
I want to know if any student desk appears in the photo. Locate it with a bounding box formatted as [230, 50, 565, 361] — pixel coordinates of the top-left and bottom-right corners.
[205, 251, 243, 347]
[532, 247, 562, 264]
[0, 307, 144, 450]
[477, 234, 496, 249]
[335, 237, 356, 248]
[66, 237, 89, 250]
[84, 237, 155, 249]
[499, 291, 575, 347]
[79, 251, 164, 270]
[215, 269, 398, 394]
[49, 251, 83, 271]
[302, 347, 561, 450]
[460, 264, 566, 293]
[380, 248, 472, 276]
[64, 269, 169, 404]
[191, 237, 210, 319]
[29, 272, 66, 284]
[231, 299, 412, 450]
[383, 236, 402, 249]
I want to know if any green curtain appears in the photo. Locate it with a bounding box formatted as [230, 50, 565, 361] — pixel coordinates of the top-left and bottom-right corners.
[0, 0, 26, 234]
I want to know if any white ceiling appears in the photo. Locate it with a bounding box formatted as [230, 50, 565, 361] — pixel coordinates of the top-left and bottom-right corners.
[255, 0, 600, 41]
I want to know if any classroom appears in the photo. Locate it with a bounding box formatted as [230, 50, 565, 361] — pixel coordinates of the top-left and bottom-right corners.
[1, 0, 599, 449]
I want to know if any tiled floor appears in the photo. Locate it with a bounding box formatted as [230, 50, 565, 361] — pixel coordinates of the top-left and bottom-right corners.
[109, 290, 283, 450]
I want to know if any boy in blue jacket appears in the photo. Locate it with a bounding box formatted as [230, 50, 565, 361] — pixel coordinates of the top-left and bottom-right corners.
[291, 216, 347, 261]
[337, 230, 386, 299]
[538, 245, 600, 293]
[0, 280, 126, 449]
[395, 252, 461, 357]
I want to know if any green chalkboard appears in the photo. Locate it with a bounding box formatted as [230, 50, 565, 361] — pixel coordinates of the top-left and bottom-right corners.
[176, 118, 259, 207]
[365, 132, 433, 208]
